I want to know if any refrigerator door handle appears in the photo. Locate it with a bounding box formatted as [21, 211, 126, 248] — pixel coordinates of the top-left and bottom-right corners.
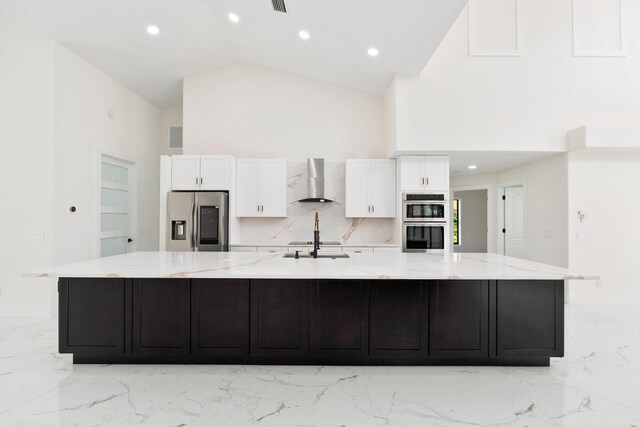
[191, 202, 197, 250]
[194, 201, 200, 251]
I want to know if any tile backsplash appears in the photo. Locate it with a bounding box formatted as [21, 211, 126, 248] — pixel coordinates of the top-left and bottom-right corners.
[230, 160, 397, 245]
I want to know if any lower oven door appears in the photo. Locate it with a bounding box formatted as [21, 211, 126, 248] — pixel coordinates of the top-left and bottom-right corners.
[403, 223, 446, 252]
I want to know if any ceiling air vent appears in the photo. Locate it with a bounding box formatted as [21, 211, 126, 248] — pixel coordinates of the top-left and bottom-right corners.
[169, 126, 183, 149]
[271, 0, 287, 13]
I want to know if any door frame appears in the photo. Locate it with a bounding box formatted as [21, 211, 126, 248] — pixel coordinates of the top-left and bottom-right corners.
[97, 153, 138, 257]
[497, 179, 527, 257]
[451, 184, 494, 253]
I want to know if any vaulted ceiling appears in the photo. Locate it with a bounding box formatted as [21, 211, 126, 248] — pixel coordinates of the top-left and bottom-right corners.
[0, 0, 466, 107]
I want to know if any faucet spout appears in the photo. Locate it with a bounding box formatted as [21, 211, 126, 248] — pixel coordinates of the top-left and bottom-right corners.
[312, 211, 320, 258]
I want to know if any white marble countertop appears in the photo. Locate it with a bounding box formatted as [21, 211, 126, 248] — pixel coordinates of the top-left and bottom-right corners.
[230, 242, 399, 247]
[28, 251, 595, 281]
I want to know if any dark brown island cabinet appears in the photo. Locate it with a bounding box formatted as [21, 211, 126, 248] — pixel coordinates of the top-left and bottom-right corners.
[58, 278, 563, 366]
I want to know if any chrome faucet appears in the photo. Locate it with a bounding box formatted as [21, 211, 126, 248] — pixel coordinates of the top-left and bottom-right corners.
[312, 211, 320, 258]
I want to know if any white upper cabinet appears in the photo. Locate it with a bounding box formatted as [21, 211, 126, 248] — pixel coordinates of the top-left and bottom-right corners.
[200, 155, 231, 190]
[345, 159, 396, 218]
[171, 155, 201, 190]
[345, 160, 371, 217]
[236, 159, 287, 217]
[171, 155, 233, 191]
[399, 156, 449, 192]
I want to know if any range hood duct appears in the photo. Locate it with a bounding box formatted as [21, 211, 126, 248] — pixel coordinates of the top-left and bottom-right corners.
[297, 158, 334, 203]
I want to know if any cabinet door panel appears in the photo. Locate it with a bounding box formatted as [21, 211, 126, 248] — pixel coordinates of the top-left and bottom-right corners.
[497, 280, 563, 357]
[133, 279, 190, 357]
[236, 160, 261, 217]
[60, 278, 126, 354]
[259, 160, 286, 217]
[423, 156, 449, 191]
[400, 156, 424, 192]
[370, 281, 428, 359]
[192, 279, 250, 357]
[171, 155, 200, 190]
[370, 160, 396, 217]
[251, 280, 309, 357]
[200, 156, 230, 190]
[345, 160, 371, 217]
[429, 280, 489, 358]
[310, 280, 368, 358]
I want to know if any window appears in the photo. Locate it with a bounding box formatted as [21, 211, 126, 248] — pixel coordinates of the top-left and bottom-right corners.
[453, 198, 461, 245]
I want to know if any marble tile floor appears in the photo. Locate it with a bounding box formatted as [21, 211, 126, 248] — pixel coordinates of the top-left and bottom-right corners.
[1, 305, 639, 427]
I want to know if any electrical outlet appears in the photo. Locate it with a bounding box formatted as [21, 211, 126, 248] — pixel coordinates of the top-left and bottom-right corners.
[33, 232, 44, 242]
[576, 231, 589, 240]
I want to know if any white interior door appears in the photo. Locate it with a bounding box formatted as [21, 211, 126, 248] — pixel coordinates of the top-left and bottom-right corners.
[100, 156, 135, 257]
[504, 186, 525, 258]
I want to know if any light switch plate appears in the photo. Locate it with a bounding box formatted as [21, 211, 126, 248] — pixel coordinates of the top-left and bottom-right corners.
[33, 232, 44, 242]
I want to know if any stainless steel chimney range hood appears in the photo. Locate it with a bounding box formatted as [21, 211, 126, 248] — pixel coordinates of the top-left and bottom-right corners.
[294, 158, 336, 204]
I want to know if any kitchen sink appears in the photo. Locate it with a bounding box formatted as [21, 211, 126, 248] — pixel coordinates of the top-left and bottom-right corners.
[283, 253, 350, 259]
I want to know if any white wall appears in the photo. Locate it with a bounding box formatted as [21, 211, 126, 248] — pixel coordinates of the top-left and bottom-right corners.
[183, 64, 385, 159]
[451, 153, 568, 268]
[567, 148, 640, 304]
[0, 42, 162, 317]
[160, 105, 183, 156]
[390, 0, 640, 153]
[0, 43, 56, 316]
[53, 44, 162, 267]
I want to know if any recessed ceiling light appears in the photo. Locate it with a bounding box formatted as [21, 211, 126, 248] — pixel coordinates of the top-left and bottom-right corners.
[299, 30, 310, 40]
[228, 13, 239, 23]
[146, 25, 159, 35]
[468, 165, 477, 169]
[367, 47, 379, 57]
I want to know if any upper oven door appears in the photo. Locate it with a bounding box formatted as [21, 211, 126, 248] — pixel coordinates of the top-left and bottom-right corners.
[403, 202, 447, 222]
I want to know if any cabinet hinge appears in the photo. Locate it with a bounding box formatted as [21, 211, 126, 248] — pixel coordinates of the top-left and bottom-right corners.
[502, 228, 506, 234]
[502, 195, 506, 200]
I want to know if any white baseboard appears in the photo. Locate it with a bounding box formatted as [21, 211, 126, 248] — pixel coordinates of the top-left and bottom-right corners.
[568, 294, 640, 305]
[0, 305, 53, 318]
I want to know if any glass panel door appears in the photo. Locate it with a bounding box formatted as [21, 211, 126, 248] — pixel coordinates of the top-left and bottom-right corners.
[100, 156, 134, 257]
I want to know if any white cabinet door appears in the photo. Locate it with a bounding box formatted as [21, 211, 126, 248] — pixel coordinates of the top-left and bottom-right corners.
[171, 155, 200, 190]
[399, 156, 424, 191]
[230, 246, 257, 252]
[259, 159, 286, 217]
[236, 160, 261, 217]
[257, 246, 288, 253]
[343, 246, 374, 253]
[423, 156, 449, 191]
[370, 160, 396, 217]
[345, 159, 371, 218]
[200, 156, 230, 190]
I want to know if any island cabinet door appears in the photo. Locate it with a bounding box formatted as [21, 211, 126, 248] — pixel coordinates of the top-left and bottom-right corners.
[191, 279, 250, 357]
[309, 280, 369, 358]
[496, 280, 564, 358]
[59, 278, 128, 355]
[370, 281, 429, 359]
[250, 279, 310, 357]
[429, 280, 489, 358]
[132, 279, 190, 357]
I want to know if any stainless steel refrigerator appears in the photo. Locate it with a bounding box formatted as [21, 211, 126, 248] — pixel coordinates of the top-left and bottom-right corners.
[166, 192, 229, 251]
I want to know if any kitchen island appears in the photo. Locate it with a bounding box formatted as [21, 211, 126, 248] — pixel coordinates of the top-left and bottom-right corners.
[31, 251, 593, 366]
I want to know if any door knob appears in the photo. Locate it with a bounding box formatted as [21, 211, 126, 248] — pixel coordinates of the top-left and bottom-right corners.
[127, 238, 133, 243]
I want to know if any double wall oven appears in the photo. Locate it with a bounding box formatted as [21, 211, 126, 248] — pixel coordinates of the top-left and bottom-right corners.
[402, 193, 448, 252]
